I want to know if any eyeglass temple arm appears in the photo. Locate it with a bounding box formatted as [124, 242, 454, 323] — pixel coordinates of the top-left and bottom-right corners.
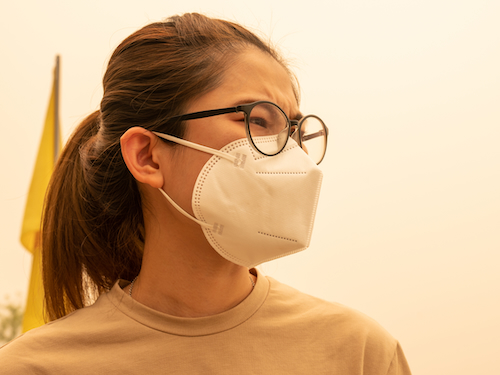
[302, 128, 328, 141]
[167, 107, 240, 122]
[290, 121, 329, 142]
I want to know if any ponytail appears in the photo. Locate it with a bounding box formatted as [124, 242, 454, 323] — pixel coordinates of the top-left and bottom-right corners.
[42, 111, 143, 321]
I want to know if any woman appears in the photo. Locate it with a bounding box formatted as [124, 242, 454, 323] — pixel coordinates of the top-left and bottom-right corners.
[1, 13, 411, 374]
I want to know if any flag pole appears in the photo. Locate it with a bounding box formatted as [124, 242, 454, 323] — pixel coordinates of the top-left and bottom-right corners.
[54, 55, 60, 162]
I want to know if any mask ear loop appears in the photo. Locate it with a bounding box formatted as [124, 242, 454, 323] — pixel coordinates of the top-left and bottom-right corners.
[158, 188, 212, 230]
[153, 131, 245, 233]
[153, 132, 237, 164]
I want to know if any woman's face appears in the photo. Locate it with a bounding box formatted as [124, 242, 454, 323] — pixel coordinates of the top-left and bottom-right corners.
[160, 48, 299, 217]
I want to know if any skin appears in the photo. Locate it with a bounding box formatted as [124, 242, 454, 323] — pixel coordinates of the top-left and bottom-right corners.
[120, 48, 300, 317]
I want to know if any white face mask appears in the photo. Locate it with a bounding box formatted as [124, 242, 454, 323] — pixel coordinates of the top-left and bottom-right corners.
[153, 132, 323, 268]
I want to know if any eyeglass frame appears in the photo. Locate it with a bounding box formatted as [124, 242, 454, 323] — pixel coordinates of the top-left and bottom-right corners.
[160, 100, 329, 163]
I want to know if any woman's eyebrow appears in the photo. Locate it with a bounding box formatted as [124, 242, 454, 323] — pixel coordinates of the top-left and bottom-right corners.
[231, 98, 303, 120]
[231, 98, 261, 106]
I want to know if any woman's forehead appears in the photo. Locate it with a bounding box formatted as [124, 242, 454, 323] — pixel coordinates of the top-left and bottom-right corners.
[191, 49, 299, 117]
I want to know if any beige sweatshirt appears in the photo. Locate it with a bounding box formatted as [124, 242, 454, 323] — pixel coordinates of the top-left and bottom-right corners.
[0, 270, 411, 374]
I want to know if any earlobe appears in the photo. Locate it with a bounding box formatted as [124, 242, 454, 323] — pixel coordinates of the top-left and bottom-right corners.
[120, 127, 164, 188]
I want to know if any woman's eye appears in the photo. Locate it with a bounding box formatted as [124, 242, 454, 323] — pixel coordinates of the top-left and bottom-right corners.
[249, 116, 268, 128]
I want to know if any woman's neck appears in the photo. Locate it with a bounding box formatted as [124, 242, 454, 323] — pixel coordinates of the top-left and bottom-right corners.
[129, 213, 255, 317]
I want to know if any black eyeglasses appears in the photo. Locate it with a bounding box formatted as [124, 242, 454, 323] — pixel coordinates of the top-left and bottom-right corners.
[162, 101, 328, 164]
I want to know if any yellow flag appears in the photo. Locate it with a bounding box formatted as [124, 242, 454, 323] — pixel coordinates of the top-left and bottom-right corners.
[20, 56, 61, 332]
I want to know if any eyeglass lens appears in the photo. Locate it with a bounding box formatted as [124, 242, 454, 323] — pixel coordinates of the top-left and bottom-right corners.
[298, 115, 328, 164]
[247, 102, 289, 155]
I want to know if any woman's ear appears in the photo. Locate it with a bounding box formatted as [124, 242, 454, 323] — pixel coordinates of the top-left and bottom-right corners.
[120, 127, 164, 188]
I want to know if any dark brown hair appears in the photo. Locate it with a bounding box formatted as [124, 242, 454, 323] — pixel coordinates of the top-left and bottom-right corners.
[42, 13, 294, 321]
